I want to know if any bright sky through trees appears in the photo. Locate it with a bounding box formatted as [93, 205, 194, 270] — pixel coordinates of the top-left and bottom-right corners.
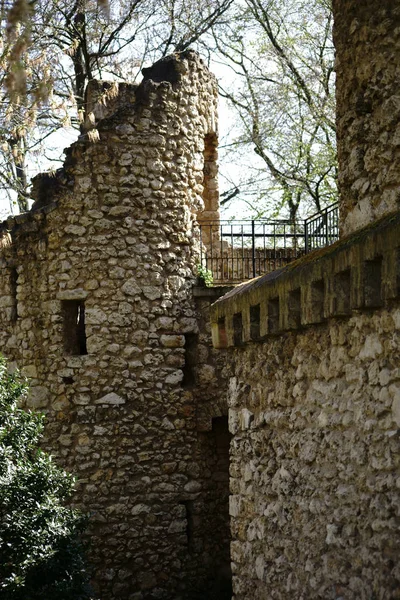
[0, 0, 335, 222]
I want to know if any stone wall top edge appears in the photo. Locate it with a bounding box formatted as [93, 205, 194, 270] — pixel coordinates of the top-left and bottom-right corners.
[95, 51, 218, 134]
[141, 49, 218, 85]
[210, 209, 400, 347]
[0, 49, 218, 246]
[0, 201, 56, 244]
[86, 49, 217, 123]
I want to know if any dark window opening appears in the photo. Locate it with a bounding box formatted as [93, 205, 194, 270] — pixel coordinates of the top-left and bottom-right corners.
[250, 304, 261, 340]
[9, 267, 18, 322]
[288, 288, 301, 329]
[182, 333, 198, 388]
[268, 297, 280, 333]
[212, 415, 232, 455]
[364, 256, 383, 308]
[334, 269, 351, 315]
[396, 248, 400, 296]
[209, 416, 233, 600]
[62, 300, 87, 355]
[180, 500, 195, 554]
[311, 279, 325, 322]
[218, 317, 227, 347]
[233, 312, 243, 346]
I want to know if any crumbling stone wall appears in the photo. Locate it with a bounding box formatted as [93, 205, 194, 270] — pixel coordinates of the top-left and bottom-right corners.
[0, 51, 231, 600]
[210, 214, 400, 599]
[334, 0, 400, 235]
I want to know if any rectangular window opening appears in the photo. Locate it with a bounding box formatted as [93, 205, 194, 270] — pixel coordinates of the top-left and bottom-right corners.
[233, 312, 243, 346]
[268, 297, 280, 334]
[364, 256, 383, 308]
[180, 500, 195, 554]
[396, 248, 400, 297]
[287, 288, 301, 329]
[182, 333, 198, 388]
[9, 267, 18, 322]
[62, 300, 87, 355]
[212, 415, 232, 455]
[333, 269, 351, 315]
[217, 317, 227, 348]
[311, 279, 325, 322]
[250, 304, 261, 340]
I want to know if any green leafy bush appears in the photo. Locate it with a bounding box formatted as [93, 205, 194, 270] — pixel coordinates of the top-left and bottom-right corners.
[197, 264, 214, 288]
[0, 357, 93, 600]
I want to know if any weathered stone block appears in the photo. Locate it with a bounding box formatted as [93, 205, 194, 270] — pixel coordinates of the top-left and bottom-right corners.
[95, 392, 125, 405]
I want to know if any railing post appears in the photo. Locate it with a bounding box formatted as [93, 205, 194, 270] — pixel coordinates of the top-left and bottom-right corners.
[251, 220, 256, 278]
[325, 210, 329, 247]
[304, 218, 309, 254]
[199, 223, 203, 265]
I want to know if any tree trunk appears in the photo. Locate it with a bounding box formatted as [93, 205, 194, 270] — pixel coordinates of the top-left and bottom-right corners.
[9, 136, 28, 212]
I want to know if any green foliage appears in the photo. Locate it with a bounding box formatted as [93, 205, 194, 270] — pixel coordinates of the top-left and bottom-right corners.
[197, 264, 214, 287]
[0, 357, 92, 600]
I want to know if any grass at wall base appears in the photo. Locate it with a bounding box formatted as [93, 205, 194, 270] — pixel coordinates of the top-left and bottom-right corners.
[0, 356, 93, 600]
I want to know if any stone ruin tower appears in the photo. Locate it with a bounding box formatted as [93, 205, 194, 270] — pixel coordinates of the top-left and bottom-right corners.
[0, 51, 231, 599]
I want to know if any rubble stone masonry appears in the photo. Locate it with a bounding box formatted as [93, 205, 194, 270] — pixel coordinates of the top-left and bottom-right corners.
[0, 51, 231, 600]
[334, 0, 400, 235]
[211, 214, 400, 599]
[1, 1, 400, 598]
[228, 308, 400, 599]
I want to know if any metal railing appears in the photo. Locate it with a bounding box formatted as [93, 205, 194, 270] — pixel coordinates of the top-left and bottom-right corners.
[304, 202, 339, 253]
[198, 202, 339, 283]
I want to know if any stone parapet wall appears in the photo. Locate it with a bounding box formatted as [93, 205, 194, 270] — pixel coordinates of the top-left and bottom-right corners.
[210, 210, 400, 598]
[0, 51, 231, 600]
[211, 211, 400, 347]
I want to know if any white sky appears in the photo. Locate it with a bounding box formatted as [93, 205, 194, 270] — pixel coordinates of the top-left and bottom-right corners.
[0, 56, 255, 222]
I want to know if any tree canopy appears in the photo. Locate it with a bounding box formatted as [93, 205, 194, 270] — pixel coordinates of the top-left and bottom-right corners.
[0, 0, 233, 211]
[0, 0, 336, 222]
[213, 0, 336, 221]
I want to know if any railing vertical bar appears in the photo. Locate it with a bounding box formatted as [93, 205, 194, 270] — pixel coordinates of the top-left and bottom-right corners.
[239, 225, 242, 280]
[304, 218, 309, 254]
[312, 218, 315, 250]
[251, 220, 256, 279]
[199, 223, 204, 267]
[218, 223, 222, 282]
[263, 224, 266, 276]
[197, 202, 339, 284]
[230, 225, 234, 281]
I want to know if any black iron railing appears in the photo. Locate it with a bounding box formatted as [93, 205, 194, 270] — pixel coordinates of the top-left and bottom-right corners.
[304, 202, 339, 253]
[198, 202, 339, 283]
